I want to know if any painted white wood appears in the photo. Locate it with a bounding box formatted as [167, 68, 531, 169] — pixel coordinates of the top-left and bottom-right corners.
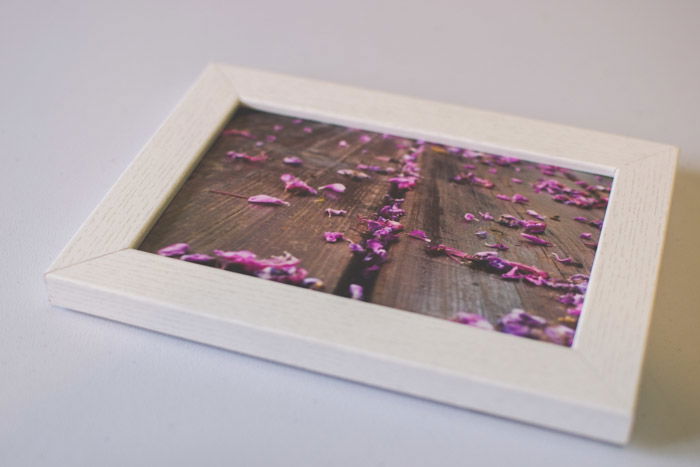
[44, 64, 678, 444]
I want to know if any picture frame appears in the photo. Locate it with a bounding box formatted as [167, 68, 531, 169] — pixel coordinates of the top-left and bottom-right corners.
[45, 64, 677, 444]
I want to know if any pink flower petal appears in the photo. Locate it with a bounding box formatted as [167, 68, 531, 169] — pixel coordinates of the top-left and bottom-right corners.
[318, 183, 346, 193]
[247, 195, 290, 206]
[324, 231, 345, 243]
[349, 284, 363, 300]
[520, 233, 552, 246]
[325, 208, 347, 217]
[408, 229, 431, 242]
[551, 252, 573, 264]
[283, 156, 303, 166]
[157, 243, 190, 257]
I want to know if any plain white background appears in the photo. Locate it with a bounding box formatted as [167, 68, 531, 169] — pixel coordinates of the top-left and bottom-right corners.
[2, 1, 699, 465]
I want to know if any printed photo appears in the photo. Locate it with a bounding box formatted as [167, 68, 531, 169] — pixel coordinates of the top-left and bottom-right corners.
[139, 107, 612, 347]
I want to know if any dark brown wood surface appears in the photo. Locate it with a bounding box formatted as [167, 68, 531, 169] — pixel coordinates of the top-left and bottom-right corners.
[139, 107, 610, 328]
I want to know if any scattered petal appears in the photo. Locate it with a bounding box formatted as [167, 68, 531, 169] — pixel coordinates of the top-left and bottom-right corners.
[464, 212, 477, 222]
[282, 156, 303, 166]
[475, 231, 488, 239]
[526, 209, 546, 220]
[248, 194, 290, 206]
[337, 169, 371, 180]
[521, 220, 547, 234]
[520, 233, 552, 246]
[324, 232, 345, 243]
[319, 183, 346, 193]
[451, 312, 494, 330]
[180, 253, 217, 265]
[281, 173, 318, 195]
[551, 253, 573, 264]
[349, 284, 363, 300]
[227, 151, 269, 162]
[512, 193, 529, 204]
[408, 230, 431, 242]
[338, 140, 349, 147]
[325, 208, 347, 217]
[157, 243, 189, 257]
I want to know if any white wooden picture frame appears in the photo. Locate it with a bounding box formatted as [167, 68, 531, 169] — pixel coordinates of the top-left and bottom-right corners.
[45, 64, 677, 444]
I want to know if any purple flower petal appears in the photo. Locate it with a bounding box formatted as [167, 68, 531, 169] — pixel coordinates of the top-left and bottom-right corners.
[282, 156, 303, 166]
[157, 243, 189, 257]
[227, 151, 268, 162]
[324, 231, 345, 243]
[337, 169, 371, 180]
[273, 124, 284, 131]
[544, 325, 574, 346]
[408, 229, 431, 242]
[475, 230, 488, 239]
[526, 209, 546, 220]
[579, 232, 593, 240]
[325, 208, 347, 217]
[511, 178, 523, 184]
[302, 126, 313, 133]
[485, 242, 509, 251]
[551, 252, 573, 264]
[520, 233, 552, 246]
[512, 193, 529, 204]
[521, 220, 547, 234]
[479, 211, 494, 221]
[248, 195, 290, 206]
[318, 183, 346, 193]
[180, 253, 217, 266]
[349, 284, 363, 300]
[280, 173, 318, 195]
[463, 212, 477, 222]
[501, 266, 523, 280]
[338, 140, 349, 147]
[451, 312, 494, 330]
[359, 134, 372, 143]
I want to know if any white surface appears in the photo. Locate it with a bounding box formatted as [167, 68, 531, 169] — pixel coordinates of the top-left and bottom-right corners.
[45, 64, 676, 443]
[2, 0, 699, 465]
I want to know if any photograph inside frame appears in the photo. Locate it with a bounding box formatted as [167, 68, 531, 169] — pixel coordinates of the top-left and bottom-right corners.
[139, 106, 612, 347]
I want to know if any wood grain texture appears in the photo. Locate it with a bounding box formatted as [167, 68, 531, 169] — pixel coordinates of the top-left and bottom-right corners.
[139, 107, 610, 331]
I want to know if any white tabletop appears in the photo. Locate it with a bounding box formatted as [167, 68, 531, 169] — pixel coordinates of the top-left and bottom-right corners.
[2, 1, 699, 465]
